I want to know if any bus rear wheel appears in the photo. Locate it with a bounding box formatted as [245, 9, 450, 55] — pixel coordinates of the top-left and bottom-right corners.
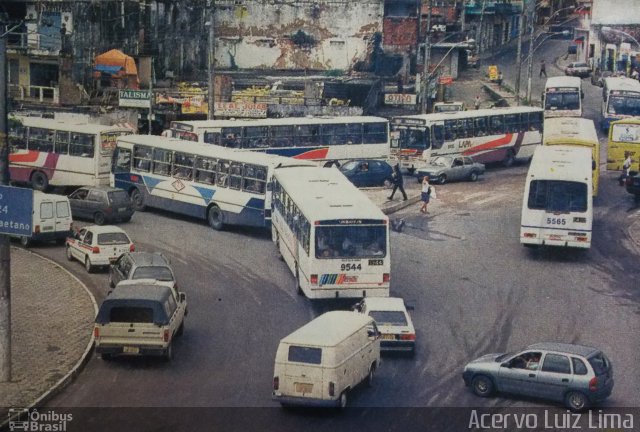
[31, 171, 49, 192]
[130, 188, 146, 211]
[207, 206, 224, 231]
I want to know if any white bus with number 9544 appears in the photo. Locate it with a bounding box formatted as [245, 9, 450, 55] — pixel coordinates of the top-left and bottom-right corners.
[271, 166, 390, 299]
[520, 145, 593, 249]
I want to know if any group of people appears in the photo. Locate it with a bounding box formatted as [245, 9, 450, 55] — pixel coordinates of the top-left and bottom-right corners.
[387, 164, 437, 214]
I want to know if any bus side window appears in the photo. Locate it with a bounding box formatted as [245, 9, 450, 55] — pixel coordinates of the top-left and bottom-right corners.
[217, 160, 229, 187]
[270, 126, 293, 148]
[55, 131, 70, 154]
[530, 112, 543, 131]
[228, 162, 243, 190]
[195, 157, 216, 185]
[474, 117, 487, 136]
[444, 120, 455, 141]
[152, 148, 172, 176]
[113, 148, 132, 173]
[346, 123, 363, 144]
[69, 133, 94, 158]
[432, 125, 445, 149]
[364, 122, 387, 144]
[490, 116, 504, 135]
[8, 122, 27, 151]
[133, 145, 152, 172]
[203, 131, 221, 145]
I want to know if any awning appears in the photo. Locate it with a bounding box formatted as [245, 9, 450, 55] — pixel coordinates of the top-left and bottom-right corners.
[94, 64, 122, 74]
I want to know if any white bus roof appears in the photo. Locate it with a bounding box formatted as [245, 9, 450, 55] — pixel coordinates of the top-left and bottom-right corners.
[543, 117, 598, 146]
[603, 77, 640, 92]
[117, 134, 315, 167]
[281, 311, 373, 347]
[273, 166, 387, 222]
[172, 116, 388, 130]
[12, 116, 131, 134]
[391, 106, 543, 124]
[544, 76, 582, 89]
[528, 145, 592, 181]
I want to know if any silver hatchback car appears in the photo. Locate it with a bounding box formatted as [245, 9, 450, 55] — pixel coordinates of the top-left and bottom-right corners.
[462, 342, 613, 411]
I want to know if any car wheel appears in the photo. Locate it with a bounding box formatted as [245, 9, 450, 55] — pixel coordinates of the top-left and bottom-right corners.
[338, 391, 348, 409]
[469, 171, 479, 182]
[471, 375, 494, 397]
[502, 150, 515, 168]
[66, 246, 74, 262]
[130, 188, 146, 212]
[19, 236, 31, 248]
[437, 174, 447, 185]
[30, 171, 49, 192]
[366, 364, 375, 387]
[85, 256, 94, 273]
[565, 391, 589, 412]
[94, 212, 106, 225]
[163, 344, 173, 362]
[176, 321, 184, 337]
[207, 205, 224, 231]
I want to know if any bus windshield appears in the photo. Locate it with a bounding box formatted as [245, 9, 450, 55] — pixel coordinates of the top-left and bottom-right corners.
[395, 127, 430, 151]
[545, 92, 580, 111]
[315, 225, 386, 259]
[527, 180, 588, 213]
[607, 94, 640, 116]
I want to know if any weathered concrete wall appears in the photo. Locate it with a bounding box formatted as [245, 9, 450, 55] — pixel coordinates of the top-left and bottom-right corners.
[215, 1, 384, 71]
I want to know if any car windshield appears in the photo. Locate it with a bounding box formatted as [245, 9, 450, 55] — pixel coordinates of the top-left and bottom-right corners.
[545, 92, 580, 110]
[368, 310, 408, 326]
[97, 232, 131, 245]
[340, 161, 359, 171]
[132, 266, 174, 281]
[496, 352, 514, 362]
[429, 156, 451, 167]
[108, 190, 131, 204]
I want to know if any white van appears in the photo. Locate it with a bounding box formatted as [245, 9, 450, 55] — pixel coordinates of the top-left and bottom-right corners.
[15, 191, 73, 247]
[272, 311, 381, 408]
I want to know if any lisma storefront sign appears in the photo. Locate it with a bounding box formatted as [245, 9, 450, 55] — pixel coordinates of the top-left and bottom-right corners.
[0, 185, 34, 237]
[119, 89, 152, 108]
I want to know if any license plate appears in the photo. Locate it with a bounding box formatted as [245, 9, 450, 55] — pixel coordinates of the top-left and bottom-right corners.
[294, 382, 313, 393]
[382, 334, 396, 340]
[123, 346, 139, 354]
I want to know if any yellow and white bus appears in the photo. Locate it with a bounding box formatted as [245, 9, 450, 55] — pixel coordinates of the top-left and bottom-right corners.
[607, 118, 640, 171]
[8, 116, 132, 190]
[543, 76, 583, 118]
[271, 167, 390, 299]
[520, 145, 593, 249]
[543, 117, 600, 196]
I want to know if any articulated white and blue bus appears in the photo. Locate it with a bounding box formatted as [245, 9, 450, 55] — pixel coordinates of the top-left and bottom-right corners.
[111, 135, 313, 230]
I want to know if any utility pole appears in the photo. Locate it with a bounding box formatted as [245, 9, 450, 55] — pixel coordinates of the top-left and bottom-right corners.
[207, 0, 215, 120]
[421, 0, 432, 114]
[526, 6, 537, 104]
[460, 0, 466, 34]
[148, 59, 153, 135]
[514, 10, 524, 104]
[476, 0, 487, 55]
[0, 36, 11, 383]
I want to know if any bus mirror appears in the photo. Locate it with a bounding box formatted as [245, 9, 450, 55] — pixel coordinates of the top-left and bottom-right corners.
[592, 160, 596, 170]
[581, 91, 585, 100]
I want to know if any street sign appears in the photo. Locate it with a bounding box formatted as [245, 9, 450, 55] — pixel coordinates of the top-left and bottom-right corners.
[0, 186, 34, 237]
[488, 65, 499, 81]
[118, 89, 152, 108]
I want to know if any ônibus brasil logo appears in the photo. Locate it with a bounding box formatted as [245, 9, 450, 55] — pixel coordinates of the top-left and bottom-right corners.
[8, 408, 73, 432]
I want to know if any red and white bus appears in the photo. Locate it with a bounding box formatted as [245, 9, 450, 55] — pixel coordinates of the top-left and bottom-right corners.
[8, 116, 132, 190]
[390, 107, 544, 173]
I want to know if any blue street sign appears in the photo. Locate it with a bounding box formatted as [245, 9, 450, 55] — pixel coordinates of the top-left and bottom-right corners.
[0, 185, 34, 237]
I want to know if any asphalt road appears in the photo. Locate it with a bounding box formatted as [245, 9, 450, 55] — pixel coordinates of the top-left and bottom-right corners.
[17, 39, 640, 432]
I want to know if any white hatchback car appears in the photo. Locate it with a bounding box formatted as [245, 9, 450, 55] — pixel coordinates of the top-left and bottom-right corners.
[66, 225, 135, 273]
[353, 297, 416, 353]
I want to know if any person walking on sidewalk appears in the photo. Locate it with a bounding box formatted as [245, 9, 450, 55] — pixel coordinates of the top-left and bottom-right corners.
[388, 164, 407, 201]
[619, 152, 633, 185]
[474, 95, 481, 110]
[539, 59, 547, 78]
[420, 176, 437, 213]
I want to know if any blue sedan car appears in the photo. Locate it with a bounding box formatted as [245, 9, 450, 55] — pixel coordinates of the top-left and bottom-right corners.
[340, 160, 394, 187]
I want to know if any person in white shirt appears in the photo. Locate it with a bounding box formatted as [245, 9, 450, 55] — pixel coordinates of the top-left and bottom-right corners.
[420, 176, 436, 213]
[619, 152, 633, 186]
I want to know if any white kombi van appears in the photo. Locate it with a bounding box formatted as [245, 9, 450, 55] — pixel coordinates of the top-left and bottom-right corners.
[14, 191, 73, 247]
[272, 311, 381, 408]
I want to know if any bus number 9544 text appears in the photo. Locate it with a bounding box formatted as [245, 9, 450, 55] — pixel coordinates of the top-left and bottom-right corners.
[341, 263, 362, 271]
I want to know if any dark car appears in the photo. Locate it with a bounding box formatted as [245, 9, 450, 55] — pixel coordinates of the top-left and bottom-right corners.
[625, 170, 640, 199]
[565, 62, 591, 78]
[462, 342, 614, 412]
[109, 251, 175, 289]
[339, 160, 394, 187]
[68, 186, 134, 225]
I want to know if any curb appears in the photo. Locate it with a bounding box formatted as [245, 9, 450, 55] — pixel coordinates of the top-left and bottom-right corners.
[0, 247, 98, 432]
[382, 195, 421, 215]
[627, 218, 640, 255]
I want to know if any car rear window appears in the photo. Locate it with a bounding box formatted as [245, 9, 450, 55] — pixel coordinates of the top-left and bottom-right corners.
[368, 311, 408, 326]
[288, 346, 322, 364]
[109, 307, 154, 323]
[588, 352, 611, 375]
[132, 266, 174, 281]
[97, 232, 130, 245]
[108, 190, 131, 204]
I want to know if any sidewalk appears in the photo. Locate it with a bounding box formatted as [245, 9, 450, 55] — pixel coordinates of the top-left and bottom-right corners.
[363, 179, 422, 215]
[0, 247, 96, 426]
